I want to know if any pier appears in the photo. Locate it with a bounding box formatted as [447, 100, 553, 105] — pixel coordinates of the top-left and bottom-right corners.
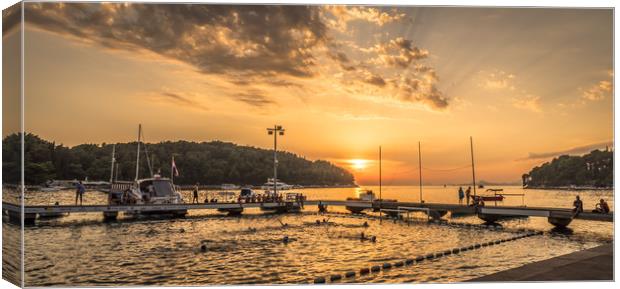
[2, 199, 613, 227]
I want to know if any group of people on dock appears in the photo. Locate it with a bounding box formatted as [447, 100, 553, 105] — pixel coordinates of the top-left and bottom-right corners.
[572, 195, 610, 216]
[191, 184, 306, 206]
[457, 186, 484, 207]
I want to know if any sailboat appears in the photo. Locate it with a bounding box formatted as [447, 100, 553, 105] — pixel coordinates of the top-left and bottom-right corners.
[108, 124, 187, 217]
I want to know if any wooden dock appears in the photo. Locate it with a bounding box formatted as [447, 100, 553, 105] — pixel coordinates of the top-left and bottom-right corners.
[3, 200, 613, 227]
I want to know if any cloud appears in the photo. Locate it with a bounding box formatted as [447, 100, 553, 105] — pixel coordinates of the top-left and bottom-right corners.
[524, 141, 613, 160]
[24, 3, 448, 110]
[392, 73, 448, 109]
[323, 6, 405, 31]
[479, 70, 541, 112]
[25, 3, 328, 78]
[481, 71, 516, 90]
[512, 94, 541, 113]
[152, 91, 208, 111]
[232, 89, 274, 107]
[363, 73, 386, 87]
[582, 80, 612, 101]
[366, 37, 429, 68]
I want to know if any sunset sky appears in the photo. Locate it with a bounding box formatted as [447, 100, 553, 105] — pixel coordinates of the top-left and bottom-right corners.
[2, 3, 614, 185]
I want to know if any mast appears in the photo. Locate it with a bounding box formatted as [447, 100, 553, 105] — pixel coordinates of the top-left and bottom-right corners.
[418, 141, 423, 202]
[115, 163, 119, 182]
[171, 155, 175, 183]
[109, 144, 116, 183]
[135, 124, 141, 181]
[379, 146, 382, 219]
[470, 136, 477, 197]
[273, 125, 277, 196]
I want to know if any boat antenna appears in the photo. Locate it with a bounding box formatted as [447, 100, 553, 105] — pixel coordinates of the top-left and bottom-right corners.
[470, 136, 477, 197]
[109, 144, 116, 184]
[135, 124, 141, 181]
[418, 141, 423, 203]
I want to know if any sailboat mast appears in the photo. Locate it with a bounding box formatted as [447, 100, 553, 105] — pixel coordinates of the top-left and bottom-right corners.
[109, 144, 116, 183]
[135, 124, 141, 181]
[418, 141, 423, 202]
[470, 136, 477, 197]
[379, 146, 382, 219]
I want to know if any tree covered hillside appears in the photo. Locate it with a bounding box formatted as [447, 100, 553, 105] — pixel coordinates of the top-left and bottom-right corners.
[522, 149, 613, 188]
[2, 133, 355, 186]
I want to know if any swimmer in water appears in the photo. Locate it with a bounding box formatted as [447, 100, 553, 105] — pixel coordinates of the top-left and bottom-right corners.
[363, 221, 369, 227]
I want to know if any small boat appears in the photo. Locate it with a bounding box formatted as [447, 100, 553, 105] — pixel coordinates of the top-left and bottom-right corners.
[346, 189, 376, 202]
[221, 183, 240, 190]
[260, 178, 293, 191]
[478, 189, 504, 202]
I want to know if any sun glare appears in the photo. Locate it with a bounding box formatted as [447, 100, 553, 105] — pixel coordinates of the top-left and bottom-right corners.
[349, 159, 369, 170]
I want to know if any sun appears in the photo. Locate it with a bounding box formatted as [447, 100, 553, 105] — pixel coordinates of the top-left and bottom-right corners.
[349, 159, 369, 170]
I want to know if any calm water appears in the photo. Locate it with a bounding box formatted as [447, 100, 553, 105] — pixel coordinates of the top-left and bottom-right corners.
[2, 186, 614, 286]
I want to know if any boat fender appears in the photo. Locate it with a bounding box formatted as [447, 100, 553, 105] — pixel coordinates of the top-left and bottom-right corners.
[359, 268, 370, 275]
[452, 248, 460, 254]
[314, 277, 326, 284]
[330, 274, 342, 282]
[415, 256, 424, 262]
[370, 265, 381, 272]
[394, 261, 404, 267]
[382, 263, 392, 269]
[460, 247, 469, 252]
[345, 271, 356, 278]
[443, 249, 452, 255]
[425, 253, 435, 259]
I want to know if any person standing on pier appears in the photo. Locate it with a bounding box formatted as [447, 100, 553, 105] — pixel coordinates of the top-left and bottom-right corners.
[75, 181, 85, 205]
[458, 187, 465, 205]
[465, 187, 471, 206]
[192, 183, 200, 204]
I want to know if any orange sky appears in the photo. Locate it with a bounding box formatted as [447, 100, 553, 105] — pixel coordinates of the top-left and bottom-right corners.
[2, 4, 614, 185]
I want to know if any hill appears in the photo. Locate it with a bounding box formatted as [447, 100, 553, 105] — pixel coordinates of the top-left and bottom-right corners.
[2, 133, 356, 186]
[522, 149, 613, 188]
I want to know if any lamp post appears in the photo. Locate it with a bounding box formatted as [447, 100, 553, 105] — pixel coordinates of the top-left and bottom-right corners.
[267, 125, 285, 197]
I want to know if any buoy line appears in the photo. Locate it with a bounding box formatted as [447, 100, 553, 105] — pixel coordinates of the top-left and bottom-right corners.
[312, 230, 543, 284]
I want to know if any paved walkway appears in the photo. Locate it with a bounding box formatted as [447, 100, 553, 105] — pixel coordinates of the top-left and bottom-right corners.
[470, 243, 613, 281]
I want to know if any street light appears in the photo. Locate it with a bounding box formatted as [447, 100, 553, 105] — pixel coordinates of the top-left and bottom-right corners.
[267, 125, 285, 197]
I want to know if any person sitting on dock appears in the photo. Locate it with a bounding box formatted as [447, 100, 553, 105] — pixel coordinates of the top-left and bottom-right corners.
[592, 199, 610, 214]
[75, 181, 85, 205]
[572, 195, 584, 216]
[192, 183, 200, 204]
[458, 187, 465, 205]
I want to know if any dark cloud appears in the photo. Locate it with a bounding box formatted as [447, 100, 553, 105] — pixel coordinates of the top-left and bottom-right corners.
[233, 90, 274, 107]
[24, 3, 449, 110]
[24, 3, 328, 77]
[363, 74, 386, 87]
[525, 141, 613, 160]
[156, 92, 207, 110]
